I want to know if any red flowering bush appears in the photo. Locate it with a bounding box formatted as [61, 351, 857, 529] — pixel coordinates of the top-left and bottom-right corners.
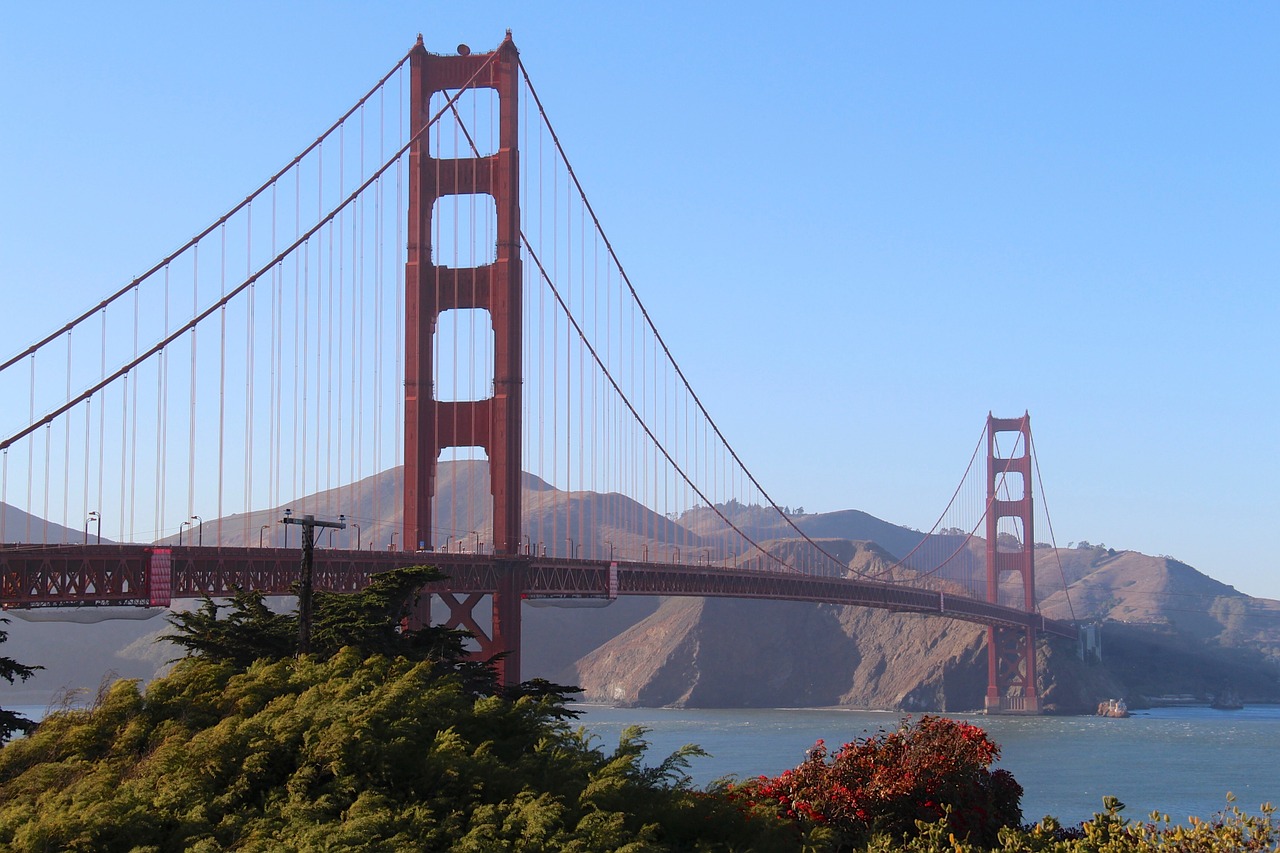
[733, 715, 1022, 847]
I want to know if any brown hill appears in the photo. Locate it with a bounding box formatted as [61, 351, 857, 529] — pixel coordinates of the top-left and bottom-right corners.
[573, 541, 992, 711]
[574, 594, 991, 712]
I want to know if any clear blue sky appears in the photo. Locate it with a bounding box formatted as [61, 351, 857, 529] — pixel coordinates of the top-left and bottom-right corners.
[2, 3, 1276, 597]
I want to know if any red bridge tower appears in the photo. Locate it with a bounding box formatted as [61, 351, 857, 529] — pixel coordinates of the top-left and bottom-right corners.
[984, 413, 1040, 713]
[404, 34, 524, 684]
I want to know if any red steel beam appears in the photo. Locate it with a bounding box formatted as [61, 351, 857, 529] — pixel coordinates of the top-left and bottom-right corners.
[0, 545, 1075, 640]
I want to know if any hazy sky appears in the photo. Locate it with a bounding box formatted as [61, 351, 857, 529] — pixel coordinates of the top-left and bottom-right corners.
[2, 3, 1276, 597]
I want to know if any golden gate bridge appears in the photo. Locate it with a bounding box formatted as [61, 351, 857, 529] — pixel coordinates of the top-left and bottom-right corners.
[0, 33, 1074, 713]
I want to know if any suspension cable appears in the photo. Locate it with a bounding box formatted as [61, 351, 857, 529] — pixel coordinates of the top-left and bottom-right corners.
[518, 59, 854, 576]
[0, 47, 417, 374]
[0, 55, 497, 455]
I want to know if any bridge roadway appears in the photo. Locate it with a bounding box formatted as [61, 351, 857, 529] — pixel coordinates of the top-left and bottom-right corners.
[0, 543, 1076, 638]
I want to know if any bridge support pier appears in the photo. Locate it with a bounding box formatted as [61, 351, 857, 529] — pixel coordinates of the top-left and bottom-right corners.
[985, 626, 1040, 714]
[424, 562, 524, 686]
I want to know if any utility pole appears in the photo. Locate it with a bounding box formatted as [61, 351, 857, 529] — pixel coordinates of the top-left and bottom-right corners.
[280, 513, 346, 654]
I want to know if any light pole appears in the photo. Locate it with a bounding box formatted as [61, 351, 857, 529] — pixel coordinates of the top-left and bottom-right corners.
[190, 515, 203, 547]
[566, 537, 574, 559]
[259, 525, 269, 547]
[472, 531, 481, 554]
[523, 534, 531, 555]
[352, 523, 361, 550]
[445, 534, 454, 552]
[179, 520, 191, 546]
[606, 541, 614, 561]
[85, 511, 99, 545]
[283, 508, 293, 547]
[390, 532, 399, 551]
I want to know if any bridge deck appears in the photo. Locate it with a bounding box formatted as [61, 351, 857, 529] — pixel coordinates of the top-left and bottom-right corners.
[0, 544, 1076, 638]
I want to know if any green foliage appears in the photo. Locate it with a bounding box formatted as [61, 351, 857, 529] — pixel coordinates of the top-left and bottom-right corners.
[0, 650, 793, 851]
[0, 566, 800, 850]
[166, 566, 473, 666]
[0, 617, 42, 744]
[165, 588, 296, 666]
[732, 716, 1023, 848]
[844, 797, 1280, 853]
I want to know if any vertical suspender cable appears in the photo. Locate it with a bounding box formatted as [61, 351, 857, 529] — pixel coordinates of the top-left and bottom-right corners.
[24, 355, 33, 541]
[363, 100, 374, 535]
[84, 397, 91, 544]
[293, 174, 301, 513]
[158, 265, 169, 541]
[218, 224, 227, 543]
[63, 332, 72, 535]
[333, 123, 343, 520]
[188, 248, 198, 525]
[314, 153, 324, 514]
[354, 110, 364, 532]
[269, 187, 278, 520]
[129, 283, 139, 540]
[552, 146, 559, 554]
[41, 422, 50, 543]
[565, 160, 574, 554]
[578, 186, 586, 555]
[118, 373, 127, 542]
[245, 201, 255, 541]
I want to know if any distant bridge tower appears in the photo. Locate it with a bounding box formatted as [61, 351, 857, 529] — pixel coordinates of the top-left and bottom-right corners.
[984, 413, 1039, 713]
[404, 34, 524, 684]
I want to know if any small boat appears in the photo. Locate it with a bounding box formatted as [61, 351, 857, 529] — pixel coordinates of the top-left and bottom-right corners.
[1096, 698, 1130, 718]
[1211, 689, 1244, 710]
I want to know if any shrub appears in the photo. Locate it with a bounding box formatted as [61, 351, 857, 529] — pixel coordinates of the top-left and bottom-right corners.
[732, 715, 1022, 847]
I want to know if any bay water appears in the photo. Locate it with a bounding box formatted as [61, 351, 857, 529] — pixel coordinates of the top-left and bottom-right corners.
[574, 704, 1280, 826]
[10, 702, 1277, 826]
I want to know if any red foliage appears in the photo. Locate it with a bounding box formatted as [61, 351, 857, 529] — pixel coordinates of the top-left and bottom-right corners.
[734, 716, 1022, 847]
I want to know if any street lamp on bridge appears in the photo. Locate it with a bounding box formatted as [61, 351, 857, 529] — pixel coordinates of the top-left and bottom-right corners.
[259, 525, 269, 547]
[179, 520, 191, 546]
[352, 522, 361, 550]
[84, 511, 100, 545]
[390, 532, 399, 551]
[190, 515, 203, 547]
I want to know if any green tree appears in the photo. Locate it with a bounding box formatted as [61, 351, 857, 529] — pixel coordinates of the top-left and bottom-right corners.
[0, 650, 803, 850]
[0, 617, 41, 744]
[165, 565, 504, 696]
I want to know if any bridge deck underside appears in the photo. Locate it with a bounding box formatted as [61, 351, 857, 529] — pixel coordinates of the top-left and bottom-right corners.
[0, 545, 1075, 638]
